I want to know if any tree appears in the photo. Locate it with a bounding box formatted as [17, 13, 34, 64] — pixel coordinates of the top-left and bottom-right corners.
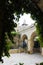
[0, 0, 43, 63]
[0, 0, 17, 62]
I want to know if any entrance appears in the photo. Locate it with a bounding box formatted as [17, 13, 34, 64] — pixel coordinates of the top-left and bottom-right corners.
[33, 37, 40, 53]
[30, 31, 41, 54]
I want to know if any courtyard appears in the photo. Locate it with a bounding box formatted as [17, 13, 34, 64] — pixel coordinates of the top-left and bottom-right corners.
[0, 53, 43, 65]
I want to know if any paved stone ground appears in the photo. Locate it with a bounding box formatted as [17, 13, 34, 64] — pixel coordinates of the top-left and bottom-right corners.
[0, 53, 43, 65]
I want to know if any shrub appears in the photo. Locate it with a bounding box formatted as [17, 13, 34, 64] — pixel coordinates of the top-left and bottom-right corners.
[40, 62, 43, 65]
[19, 63, 24, 65]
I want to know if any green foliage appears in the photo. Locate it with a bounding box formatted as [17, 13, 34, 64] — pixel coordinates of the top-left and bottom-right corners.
[0, 0, 18, 62]
[36, 21, 43, 47]
[19, 63, 24, 65]
[40, 62, 43, 65]
[36, 64, 39, 65]
[36, 62, 43, 65]
[14, 63, 24, 65]
[11, 31, 19, 36]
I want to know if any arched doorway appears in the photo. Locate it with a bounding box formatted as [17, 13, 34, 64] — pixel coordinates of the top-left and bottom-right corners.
[21, 34, 28, 52]
[33, 36, 40, 53]
[30, 31, 40, 53]
[22, 34, 28, 41]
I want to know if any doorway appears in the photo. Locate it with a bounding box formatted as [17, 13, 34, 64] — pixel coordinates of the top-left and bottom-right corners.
[33, 40, 40, 53]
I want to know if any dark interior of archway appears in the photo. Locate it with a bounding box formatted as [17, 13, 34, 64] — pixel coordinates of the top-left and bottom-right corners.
[33, 40, 40, 53]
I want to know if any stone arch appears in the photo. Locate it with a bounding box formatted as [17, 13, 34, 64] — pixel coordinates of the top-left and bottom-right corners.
[22, 34, 28, 41]
[30, 31, 37, 53]
[21, 34, 28, 47]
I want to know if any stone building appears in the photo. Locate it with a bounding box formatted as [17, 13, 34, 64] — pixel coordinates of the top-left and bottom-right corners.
[16, 22, 42, 54]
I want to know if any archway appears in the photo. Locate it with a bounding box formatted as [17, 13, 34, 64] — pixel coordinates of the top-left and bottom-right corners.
[21, 34, 28, 52]
[33, 36, 40, 53]
[22, 34, 28, 41]
[30, 31, 40, 53]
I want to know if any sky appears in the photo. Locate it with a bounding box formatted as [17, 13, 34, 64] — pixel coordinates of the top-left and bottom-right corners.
[18, 13, 35, 26]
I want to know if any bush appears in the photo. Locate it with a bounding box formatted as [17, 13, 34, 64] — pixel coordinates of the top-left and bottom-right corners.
[40, 62, 43, 65]
[36, 62, 43, 65]
[14, 63, 24, 65]
[19, 63, 24, 65]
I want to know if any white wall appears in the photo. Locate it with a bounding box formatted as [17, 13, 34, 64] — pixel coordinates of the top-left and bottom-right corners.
[16, 24, 36, 52]
[17, 24, 36, 39]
